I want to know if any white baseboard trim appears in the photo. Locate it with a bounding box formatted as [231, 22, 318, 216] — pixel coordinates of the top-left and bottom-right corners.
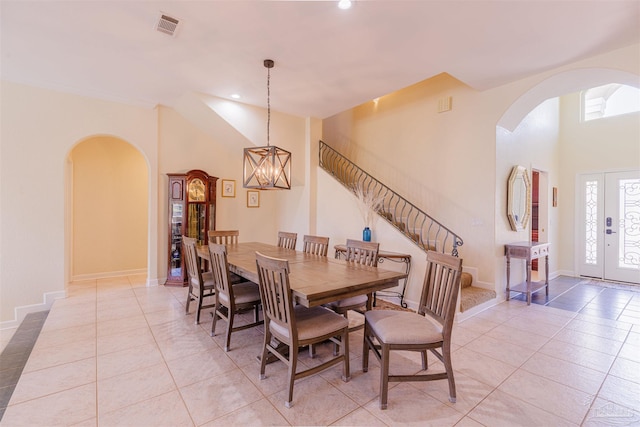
[72, 268, 147, 282]
[0, 290, 66, 330]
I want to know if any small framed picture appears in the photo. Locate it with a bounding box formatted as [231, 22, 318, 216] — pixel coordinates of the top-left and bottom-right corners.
[247, 190, 260, 208]
[221, 180, 236, 198]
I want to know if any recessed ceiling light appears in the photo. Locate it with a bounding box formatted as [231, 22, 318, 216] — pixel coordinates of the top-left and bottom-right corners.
[231, 94, 241, 99]
[338, 0, 352, 10]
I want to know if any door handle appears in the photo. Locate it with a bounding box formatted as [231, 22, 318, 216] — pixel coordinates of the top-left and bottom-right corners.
[606, 229, 617, 234]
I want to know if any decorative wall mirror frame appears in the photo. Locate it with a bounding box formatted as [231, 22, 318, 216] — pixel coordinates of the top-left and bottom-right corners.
[507, 165, 531, 231]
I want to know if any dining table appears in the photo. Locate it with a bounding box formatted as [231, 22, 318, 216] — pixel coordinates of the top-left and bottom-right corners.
[196, 241, 408, 308]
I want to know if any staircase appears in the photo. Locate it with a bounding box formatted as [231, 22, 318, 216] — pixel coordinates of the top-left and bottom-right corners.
[319, 141, 495, 312]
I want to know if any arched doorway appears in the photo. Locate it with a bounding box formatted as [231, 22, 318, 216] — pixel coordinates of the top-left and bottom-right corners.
[67, 136, 149, 284]
[497, 68, 640, 285]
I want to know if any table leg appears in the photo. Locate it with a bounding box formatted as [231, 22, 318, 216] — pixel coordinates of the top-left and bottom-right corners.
[545, 254, 549, 296]
[506, 255, 511, 301]
[526, 259, 532, 305]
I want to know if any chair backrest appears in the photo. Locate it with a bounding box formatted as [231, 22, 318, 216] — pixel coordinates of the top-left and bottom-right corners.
[419, 251, 463, 335]
[255, 252, 295, 342]
[345, 239, 379, 267]
[302, 235, 330, 256]
[182, 236, 202, 286]
[209, 230, 239, 245]
[208, 243, 233, 302]
[277, 231, 298, 250]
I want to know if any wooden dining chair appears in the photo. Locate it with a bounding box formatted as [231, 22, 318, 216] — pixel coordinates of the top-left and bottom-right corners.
[208, 243, 263, 351]
[277, 231, 297, 250]
[302, 234, 330, 256]
[363, 251, 463, 409]
[326, 239, 380, 328]
[208, 230, 239, 245]
[255, 251, 350, 408]
[183, 236, 216, 324]
[208, 230, 243, 283]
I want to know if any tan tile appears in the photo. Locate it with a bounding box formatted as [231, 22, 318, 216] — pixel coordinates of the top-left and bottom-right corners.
[96, 326, 156, 355]
[331, 407, 388, 426]
[618, 341, 640, 362]
[539, 338, 615, 373]
[23, 336, 95, 372]
[179, 369, 263, 425]
[468, 389, 576, 427]
[96, 313, 149, 337]
[553, 327, 623, 356]
[485, 324, 549, 351]
[521, 352, 606, 394]
[464, 334, 536, 367]
[583, 397, 640, 426]
[2, 383, 96, 426]
[503, 315, 565, 338]
[97, 342, 164, 380]
[97, 362, 176, 415]
[564, 318, 630, 342]
[32, 323, 96, 350]
[412, 371, 494, 414]
[598, 375, 640, 411]
[451, 347, 517, 388]
[362, 383, 464, 426]
[325, 364, 395, 406]
[268, 375, 359, 426]
[200, 398, 290, 426]
[609, 357, 640, 384]
[498, 369, 593, 424]
[166, 347, 237, 388]
[10, 358, 95, 404]
[456, 316, 501, 335]
[155, 328, 218, 361]
[98, 390, 193, 426]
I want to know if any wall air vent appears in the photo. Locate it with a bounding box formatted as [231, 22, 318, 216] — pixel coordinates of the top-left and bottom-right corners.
[156, 13, 180, 37]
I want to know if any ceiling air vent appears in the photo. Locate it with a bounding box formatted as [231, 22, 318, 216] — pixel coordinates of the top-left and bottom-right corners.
[155, 13, 180, 37]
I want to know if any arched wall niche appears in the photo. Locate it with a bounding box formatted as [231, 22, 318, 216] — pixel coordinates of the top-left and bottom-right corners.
[65, 134, 149, 282]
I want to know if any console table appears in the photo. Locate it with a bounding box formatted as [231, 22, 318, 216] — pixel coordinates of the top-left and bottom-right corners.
[505, 241, 550, 305]
[334, 244, 411, 307]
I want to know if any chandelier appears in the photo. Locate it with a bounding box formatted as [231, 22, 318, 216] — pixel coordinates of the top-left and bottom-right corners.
[243, 59, 291, 190]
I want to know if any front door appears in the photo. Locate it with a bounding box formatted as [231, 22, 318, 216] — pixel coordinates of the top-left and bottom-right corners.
[578, 170, 640, 284]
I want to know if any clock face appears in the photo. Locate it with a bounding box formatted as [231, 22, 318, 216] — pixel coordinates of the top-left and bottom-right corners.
[188, 178, 206, 202]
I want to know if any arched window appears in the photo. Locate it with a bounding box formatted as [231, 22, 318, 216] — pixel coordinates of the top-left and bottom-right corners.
[582, 83, 640, 121]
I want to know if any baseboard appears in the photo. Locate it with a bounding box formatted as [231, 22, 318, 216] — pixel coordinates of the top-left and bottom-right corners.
[71, 268, 147, 282]
[0, 290, 66, 330]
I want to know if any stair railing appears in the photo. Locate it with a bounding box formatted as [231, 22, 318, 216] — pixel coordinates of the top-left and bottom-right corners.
[319, 140, 463, 257]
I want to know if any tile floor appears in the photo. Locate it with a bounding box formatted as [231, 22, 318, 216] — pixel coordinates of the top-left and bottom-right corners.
[1, 275, 639, 426]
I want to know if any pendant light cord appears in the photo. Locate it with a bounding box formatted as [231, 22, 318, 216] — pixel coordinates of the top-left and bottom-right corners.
[267, 63, 271, 147]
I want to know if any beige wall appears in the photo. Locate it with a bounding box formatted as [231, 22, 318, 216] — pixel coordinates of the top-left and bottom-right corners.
[1, 43, 638, 324]
[70, 136, 148, 277]
[558, 91, 640, 276]
[0, 81, 159, 325]
[321, 44, 639, 308]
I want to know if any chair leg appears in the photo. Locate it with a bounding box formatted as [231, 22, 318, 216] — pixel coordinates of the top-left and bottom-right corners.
[442, 343, 457, 403]
[195, 293, 202, 324]
[224, 308, 234, 352]
[285, 345, 298, 408]
[362, 323, 370, 373]
[421, 350, 428, 370]
[380, 344, 390, 410]
[342, 328, 351, 382]
[259, 329, 270, 380]
[185, 284, 192, 313]
[210, 300, 219, 337]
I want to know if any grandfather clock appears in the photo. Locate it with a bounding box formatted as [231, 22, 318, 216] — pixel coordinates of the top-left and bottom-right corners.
[166, 169, 218, 286]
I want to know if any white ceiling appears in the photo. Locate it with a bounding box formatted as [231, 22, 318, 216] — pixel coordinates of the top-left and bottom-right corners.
[2, 1, 639, 119]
